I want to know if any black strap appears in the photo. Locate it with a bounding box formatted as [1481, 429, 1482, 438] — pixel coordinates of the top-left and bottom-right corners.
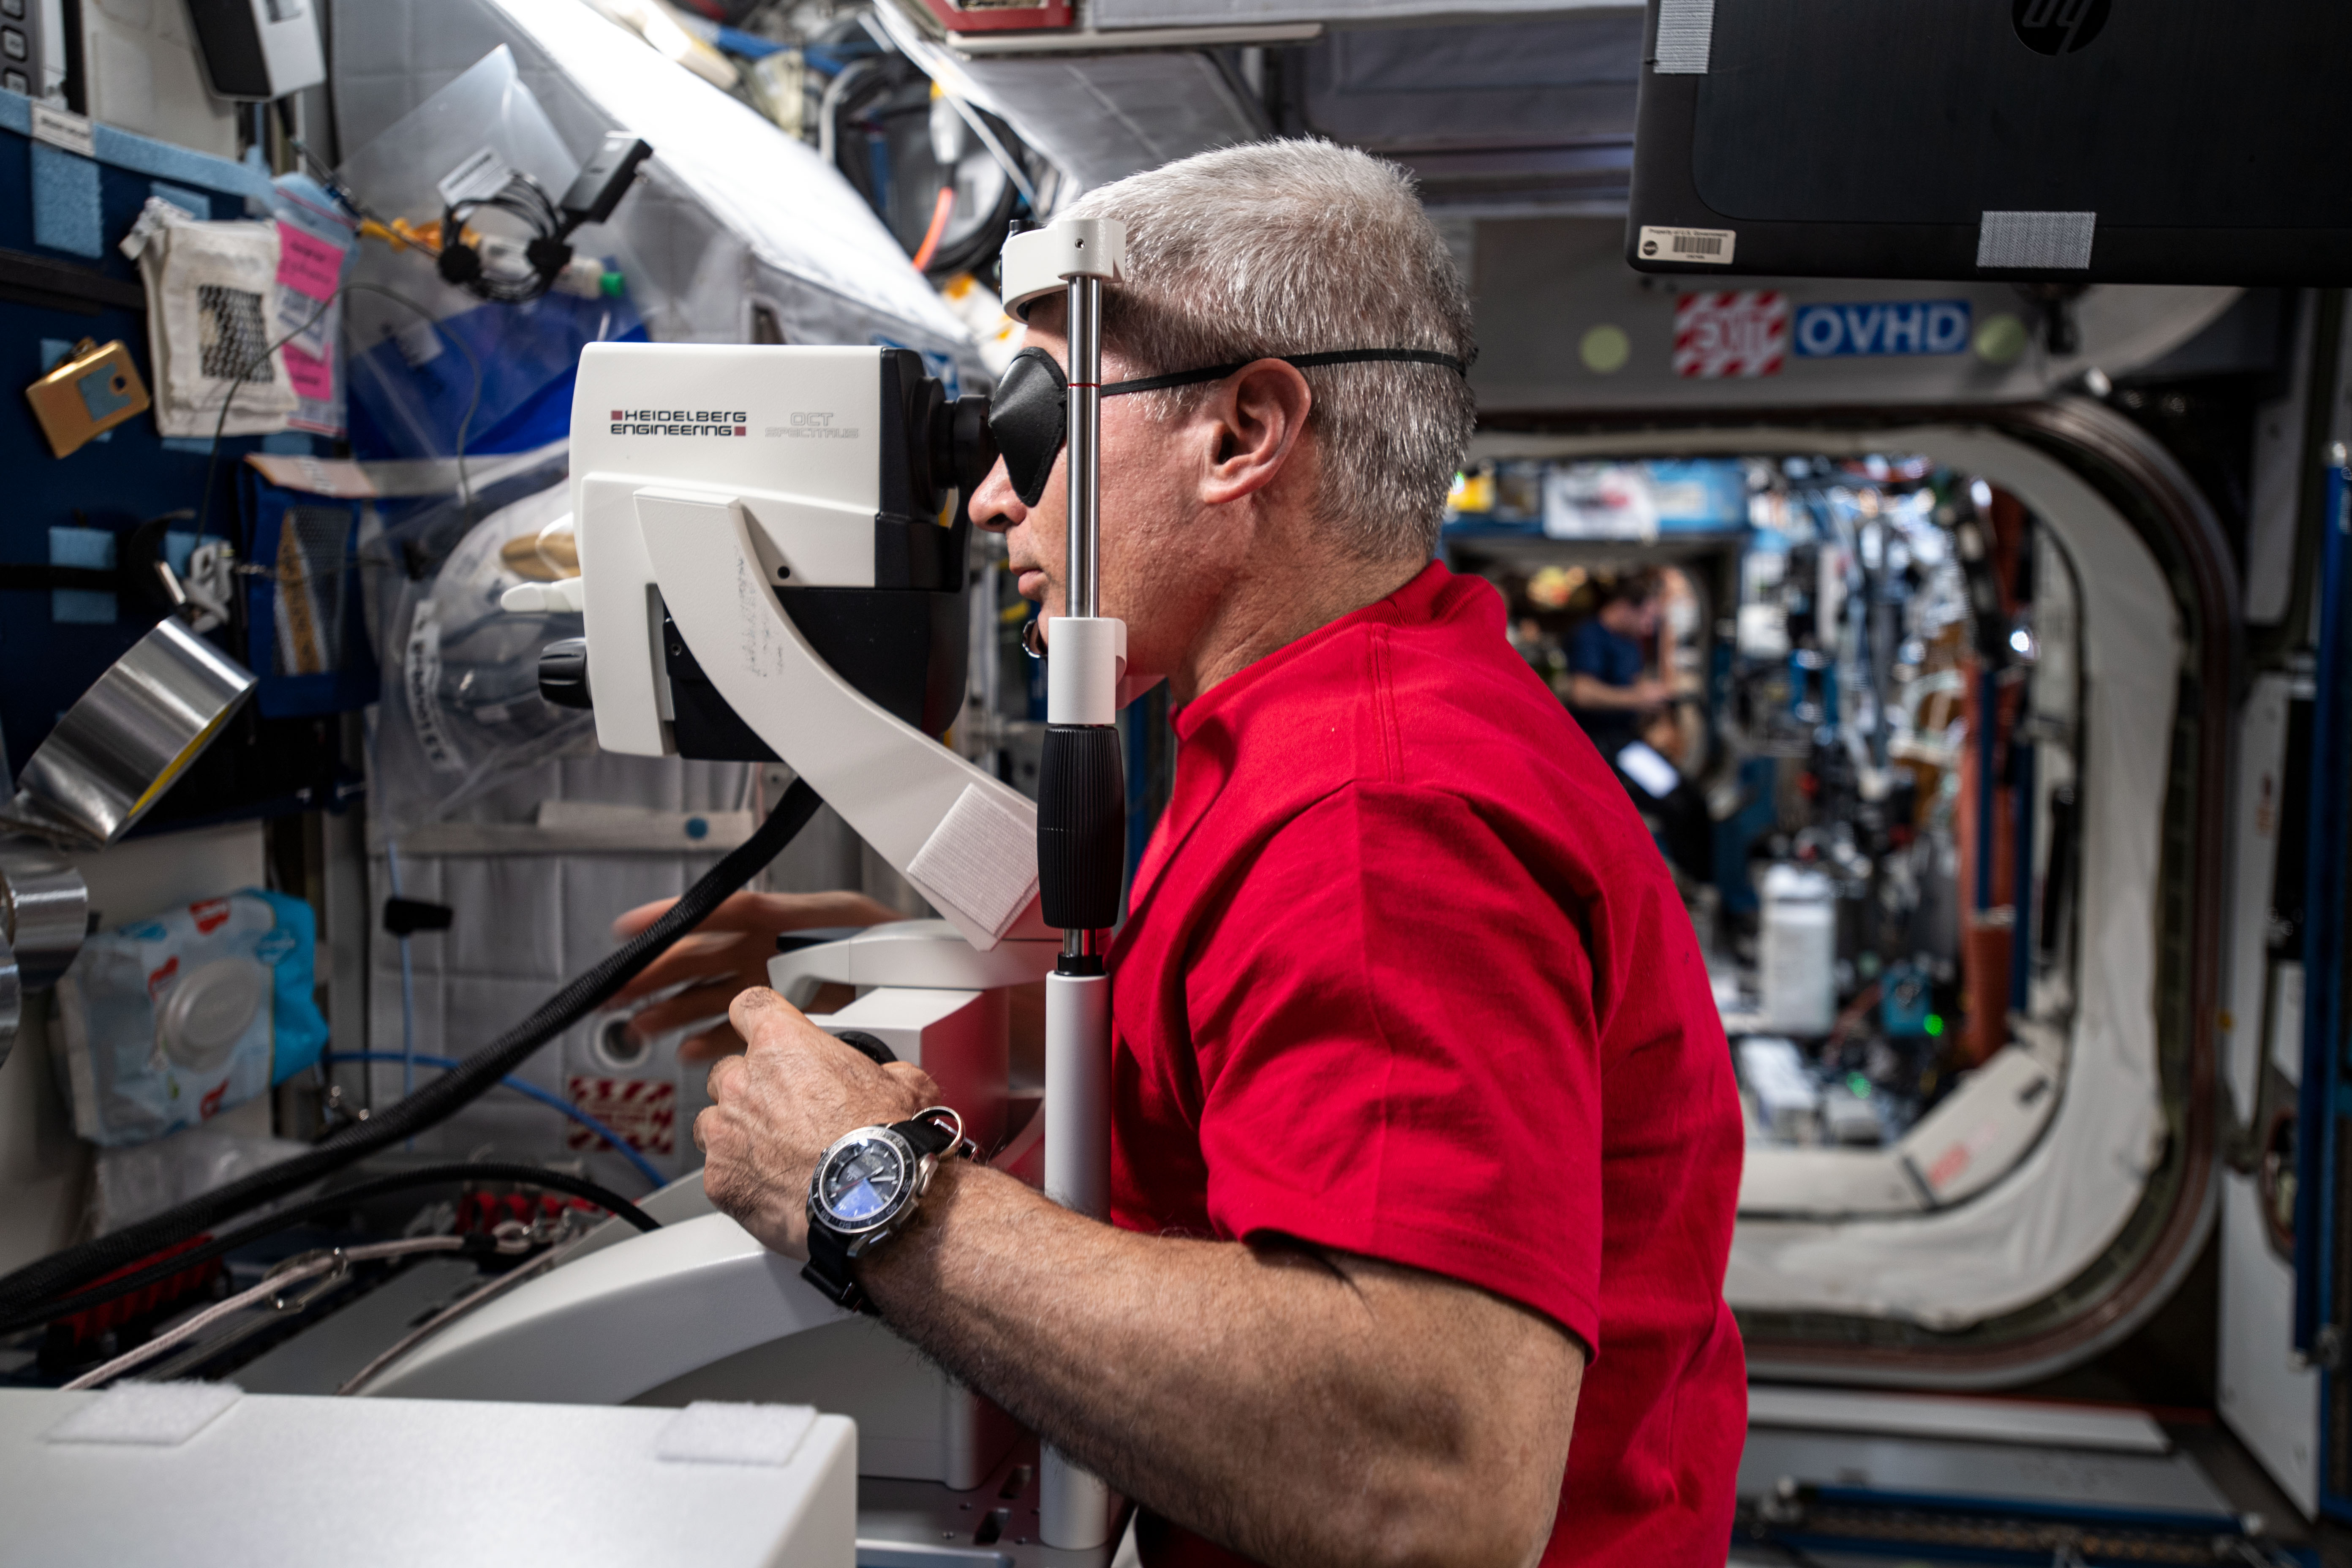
[892, 1114, 957, 1157]
[0, 564, 125, 593]
[1103, 348, 1467, 397]
[830, 1029, 898, 1066]
[802, 1223, 869, 1313]
[799, 1116, 958, 1314]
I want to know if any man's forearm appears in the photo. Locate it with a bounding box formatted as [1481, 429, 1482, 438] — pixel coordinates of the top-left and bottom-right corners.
[1565, 674, 1647, 710]
[860, 1160, 1579, 1568]
[691, 986, 1582, 1568]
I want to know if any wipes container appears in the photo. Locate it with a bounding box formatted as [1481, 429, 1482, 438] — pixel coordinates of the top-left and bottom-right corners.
[57, 890, 329, 1146]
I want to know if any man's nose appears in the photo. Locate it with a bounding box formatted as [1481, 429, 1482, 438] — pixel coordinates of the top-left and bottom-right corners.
[970, 454, 1022, 533]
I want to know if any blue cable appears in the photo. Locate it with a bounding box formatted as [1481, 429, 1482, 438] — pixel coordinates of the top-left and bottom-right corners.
[324, 1051, 667, 1190]
[384, 841, 417, 1105]
[713, 22, 786, 58]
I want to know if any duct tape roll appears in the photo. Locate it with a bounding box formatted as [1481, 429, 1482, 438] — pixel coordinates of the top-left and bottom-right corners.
[0, 841, 87, 990]
[7, 617, 256, 847]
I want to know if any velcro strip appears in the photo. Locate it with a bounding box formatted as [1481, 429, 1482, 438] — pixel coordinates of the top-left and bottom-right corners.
[908, 783, 1037, 942]
[1655, 0, 1716, 74]
[654, 1401, 817, 1467]
[43, 1382, 241, 1447]
[1976, 210, 2097, 270]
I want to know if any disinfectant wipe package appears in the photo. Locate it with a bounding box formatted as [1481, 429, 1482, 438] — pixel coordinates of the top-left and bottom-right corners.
[57, 891, 331, 1147]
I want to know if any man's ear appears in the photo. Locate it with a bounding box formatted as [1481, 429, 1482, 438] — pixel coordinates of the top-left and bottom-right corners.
[1199, 359, 1312, 507]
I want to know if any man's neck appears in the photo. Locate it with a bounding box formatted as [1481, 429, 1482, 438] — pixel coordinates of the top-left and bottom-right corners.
[1173, 550, 1427, 705]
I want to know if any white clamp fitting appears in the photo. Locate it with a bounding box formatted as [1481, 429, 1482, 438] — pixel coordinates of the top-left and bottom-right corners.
[1044, 617, 1127, 727]
[1000, 218, 1127, 321]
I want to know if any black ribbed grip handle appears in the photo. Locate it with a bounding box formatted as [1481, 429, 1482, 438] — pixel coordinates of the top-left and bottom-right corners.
[538, 637, 593, 709]
[1039, 723, 1126, 931]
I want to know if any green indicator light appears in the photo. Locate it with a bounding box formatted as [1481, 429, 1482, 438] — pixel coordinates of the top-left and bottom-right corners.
[1924, 1014, 1944, 1037]
[1847, 1073, 1871, 1098]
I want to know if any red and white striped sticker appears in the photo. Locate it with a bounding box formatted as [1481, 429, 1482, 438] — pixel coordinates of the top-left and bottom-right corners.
[1674, 291, 1788, 378]
[566, 1077, 677, 1156]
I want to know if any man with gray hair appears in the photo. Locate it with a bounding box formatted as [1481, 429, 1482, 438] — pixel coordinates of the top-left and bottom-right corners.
[637, 138, 1746, 1567]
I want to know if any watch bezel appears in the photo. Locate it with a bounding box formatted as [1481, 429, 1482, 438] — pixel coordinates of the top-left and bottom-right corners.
[810, 1125, 924, 1237]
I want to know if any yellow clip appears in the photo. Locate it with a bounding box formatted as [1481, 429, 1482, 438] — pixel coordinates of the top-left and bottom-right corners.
[24, 338, 150, 458]
[359, 217, 446, 256]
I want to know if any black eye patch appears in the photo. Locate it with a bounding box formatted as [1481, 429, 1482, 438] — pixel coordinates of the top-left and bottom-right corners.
[987, 347, 1068, 507]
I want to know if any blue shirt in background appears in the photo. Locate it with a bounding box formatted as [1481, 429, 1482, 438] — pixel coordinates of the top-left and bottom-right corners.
[1567, 618, 1647, 753]
[1569, 618, 1645, 688]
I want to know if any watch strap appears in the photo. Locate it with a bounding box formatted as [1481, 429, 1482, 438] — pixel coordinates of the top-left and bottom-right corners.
[800, 1116, 958, 1315]
[891, 1115, 956, 1157]
[801, 1221, 871, 1314]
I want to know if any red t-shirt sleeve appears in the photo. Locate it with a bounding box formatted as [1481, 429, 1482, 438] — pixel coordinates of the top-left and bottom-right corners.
[1184, 782, 1603, 1358]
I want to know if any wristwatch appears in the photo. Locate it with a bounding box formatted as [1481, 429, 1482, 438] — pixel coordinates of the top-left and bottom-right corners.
[802, 1108, 966, 1314]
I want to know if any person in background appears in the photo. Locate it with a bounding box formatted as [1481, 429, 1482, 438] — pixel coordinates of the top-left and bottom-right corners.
[1565, 571, 1670, 757]
[1568, 570, 1714, 881]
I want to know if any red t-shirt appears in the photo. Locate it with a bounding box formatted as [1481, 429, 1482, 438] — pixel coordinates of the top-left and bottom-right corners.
[1108, 561, 1746, 1566]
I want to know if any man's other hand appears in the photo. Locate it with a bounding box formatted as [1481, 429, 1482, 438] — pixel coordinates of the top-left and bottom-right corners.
[602, 890, 898, 1062]
[695, 987, 942, 1256]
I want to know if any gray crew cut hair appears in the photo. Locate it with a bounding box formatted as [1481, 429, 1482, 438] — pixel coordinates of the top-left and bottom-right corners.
[1064, 139, 1476, 564]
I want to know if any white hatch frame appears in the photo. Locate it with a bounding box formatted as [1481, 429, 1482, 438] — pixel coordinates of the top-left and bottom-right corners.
[1468, 416, 2193, 1357]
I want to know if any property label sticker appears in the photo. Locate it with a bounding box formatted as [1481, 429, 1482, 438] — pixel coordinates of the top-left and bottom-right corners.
[30, 103, 94, 158]
[1673, 291, 1787, 378]
[436, 146, 513, 207]
[245, 454, 377, 497]
[281, 342, 334, 402]
[1638, 225, 1736, 264]
[275, 223, 344, 301]
[1793, 299, 1972, 358]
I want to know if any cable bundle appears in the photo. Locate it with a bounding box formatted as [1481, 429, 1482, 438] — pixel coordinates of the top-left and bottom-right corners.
[438, 170, 576, 305]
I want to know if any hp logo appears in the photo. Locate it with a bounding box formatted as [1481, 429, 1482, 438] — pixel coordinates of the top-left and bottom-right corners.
[2013, 0, 2110, 54]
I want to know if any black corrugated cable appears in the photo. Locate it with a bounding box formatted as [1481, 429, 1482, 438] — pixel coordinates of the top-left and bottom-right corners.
[0, 779, 823, 1323]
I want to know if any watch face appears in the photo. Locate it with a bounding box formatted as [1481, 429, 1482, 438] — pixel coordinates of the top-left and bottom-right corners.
[816, 1133, 912, 1231]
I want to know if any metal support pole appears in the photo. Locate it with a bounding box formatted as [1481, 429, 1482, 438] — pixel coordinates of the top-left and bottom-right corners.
[1039, 264, 1121, 1554]
[1067, 274, 1101, 623]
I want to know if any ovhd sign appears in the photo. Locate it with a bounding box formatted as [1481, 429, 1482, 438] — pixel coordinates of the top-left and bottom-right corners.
[1794, 299, 1972, 358]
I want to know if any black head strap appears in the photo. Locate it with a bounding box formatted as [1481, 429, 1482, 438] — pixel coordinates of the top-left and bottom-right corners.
[982, 346, 1469, 511]
[1103, 348, 1469, 397]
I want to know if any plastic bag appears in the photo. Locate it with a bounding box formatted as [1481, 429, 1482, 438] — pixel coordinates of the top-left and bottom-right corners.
[336, 47, 644, 460]
[270, 172, 360, 438]
[238, 456, 377, 718]
[369, 475, 595, 838]
[91, 1126, 309, 1235]
[55, 891, 330, 1148]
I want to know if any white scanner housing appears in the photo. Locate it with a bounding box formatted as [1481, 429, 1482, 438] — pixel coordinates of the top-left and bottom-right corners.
[568, 341, 1047, 950]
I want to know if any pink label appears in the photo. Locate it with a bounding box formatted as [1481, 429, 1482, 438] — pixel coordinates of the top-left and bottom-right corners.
[283, 341, 334, 401]
[276, 222, 345, 301]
